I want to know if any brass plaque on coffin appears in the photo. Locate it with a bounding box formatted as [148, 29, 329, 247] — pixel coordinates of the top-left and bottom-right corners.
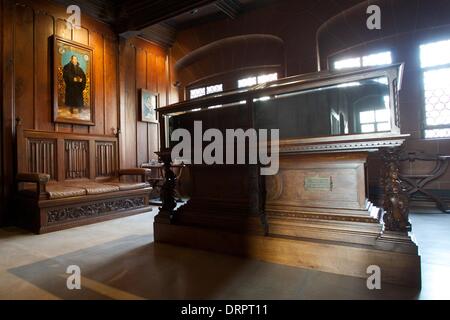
[304, 176, 333, 192]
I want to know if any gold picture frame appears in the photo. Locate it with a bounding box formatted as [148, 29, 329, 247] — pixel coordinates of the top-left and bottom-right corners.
[52, 36, 95, 126]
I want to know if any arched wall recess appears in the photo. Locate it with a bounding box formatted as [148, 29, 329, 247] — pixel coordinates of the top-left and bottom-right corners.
[174, 34, 286, 98]
[316, 0, 450, 70]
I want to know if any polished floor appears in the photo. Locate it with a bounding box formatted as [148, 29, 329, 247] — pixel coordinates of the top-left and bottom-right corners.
[0, 208, 449, 300]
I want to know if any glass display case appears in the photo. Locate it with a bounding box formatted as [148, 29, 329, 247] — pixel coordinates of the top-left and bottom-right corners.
[158, 64, 403, 147]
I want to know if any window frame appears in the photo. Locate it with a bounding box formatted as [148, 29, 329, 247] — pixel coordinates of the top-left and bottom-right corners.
[189, 87, 206, 100]
[357, 109, 391, 134]
[331, 50, 393, 71]
[188, 83, 224, 100]
[419, 39, 450, 139]
[237, 76, 257, 88]
[237, 72, 278, 88]
[333, 56, 362, 70]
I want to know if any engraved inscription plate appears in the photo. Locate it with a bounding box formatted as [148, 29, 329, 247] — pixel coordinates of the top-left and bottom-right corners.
[304, 176, 333, 191]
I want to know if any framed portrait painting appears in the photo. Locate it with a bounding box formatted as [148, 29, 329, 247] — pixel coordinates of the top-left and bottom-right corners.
[53, 36, 95, 126]
[140, 89, 158, 123]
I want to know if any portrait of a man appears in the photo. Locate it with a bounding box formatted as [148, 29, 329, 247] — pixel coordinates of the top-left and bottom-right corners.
[53, 36, 94, 125]
[63, 55, 86, 111]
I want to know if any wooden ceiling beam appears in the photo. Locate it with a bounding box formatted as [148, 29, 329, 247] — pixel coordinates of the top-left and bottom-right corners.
[115, 0, 218, 34]
[51, 0, 120, 24]
[51, 0, 218, 34]
[215, 0, 242, 19]
[138, 22, 177, 47]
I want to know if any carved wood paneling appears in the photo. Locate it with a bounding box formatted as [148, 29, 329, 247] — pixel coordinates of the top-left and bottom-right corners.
[265, 157, 367, 211]
[382, 147, 411, 232]
[27, 139, 57, 179]
[47, 196, 146, 224]
[65, 140, 89, 179]
[96, 141, 117, 177]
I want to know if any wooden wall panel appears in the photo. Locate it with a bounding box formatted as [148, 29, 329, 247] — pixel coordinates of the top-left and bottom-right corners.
[14, 5, 34, 130]
[55, 17, 71, 40]
[72, 26, 89, 44]
[104, 38, 118, 137]
[65, 140, 89, 179]
[35, 13, 55, 132]
[150, 47, 167, 161]
[28, 138, 57, 179]
[136, 49, 149, 165]
[147, 122, 160, 161]
[147, 51, 159, 161]
[9, 1, 119, 139]
[90, 31, 105, 136]
[1, 0, 15, 225]
[119, 37, 168, 168]
[157, 55, 167, 108]
[148, 52, 157, 92]
[96, 141, 116, 177]
[122, 42, 137, 168]
[0, 0, 3, 223]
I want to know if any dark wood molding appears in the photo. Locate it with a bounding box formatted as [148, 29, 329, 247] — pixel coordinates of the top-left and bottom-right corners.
[51, 0, 218, 34]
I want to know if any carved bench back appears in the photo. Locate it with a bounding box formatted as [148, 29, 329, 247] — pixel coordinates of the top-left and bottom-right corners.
[17, 124, 119, 182]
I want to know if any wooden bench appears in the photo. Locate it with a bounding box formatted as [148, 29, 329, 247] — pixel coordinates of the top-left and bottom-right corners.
[14, 122, 153, 234]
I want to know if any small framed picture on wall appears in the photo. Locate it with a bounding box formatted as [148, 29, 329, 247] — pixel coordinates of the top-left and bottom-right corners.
[139, 89, 158, 123]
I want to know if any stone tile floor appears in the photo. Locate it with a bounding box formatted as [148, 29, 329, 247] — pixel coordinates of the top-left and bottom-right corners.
[0, 208, 448, 300]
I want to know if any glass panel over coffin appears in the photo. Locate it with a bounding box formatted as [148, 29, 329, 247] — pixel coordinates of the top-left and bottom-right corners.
[254, 77, 391, 139]
[167, 100, 249, 149]
[162, 65, 401, 145]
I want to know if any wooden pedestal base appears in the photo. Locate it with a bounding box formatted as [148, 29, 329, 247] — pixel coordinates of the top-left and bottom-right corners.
[154, 221, 421, 288]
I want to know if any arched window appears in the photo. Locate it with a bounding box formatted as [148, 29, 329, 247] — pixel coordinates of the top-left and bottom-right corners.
[332, 51, 392, 71]
[189, 84, 223, 100]
[420, 39, 450, 139]
[237, 72, 278, 88]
